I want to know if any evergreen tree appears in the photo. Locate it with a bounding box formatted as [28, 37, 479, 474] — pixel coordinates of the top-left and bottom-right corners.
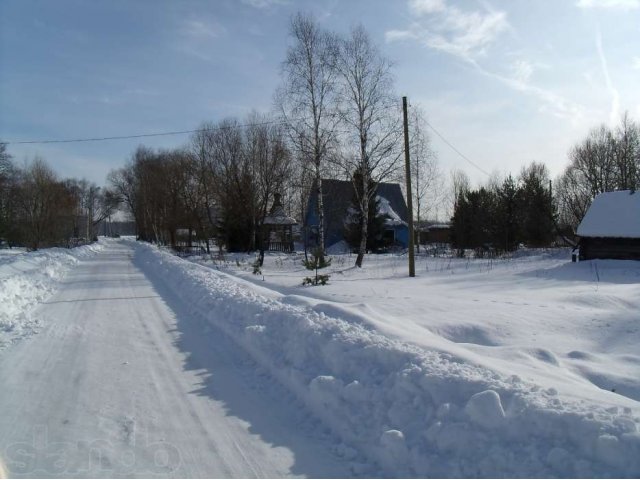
[519, 163, 555, 247]
[451, 187, 499, 253]
[494, 175, 520, 252]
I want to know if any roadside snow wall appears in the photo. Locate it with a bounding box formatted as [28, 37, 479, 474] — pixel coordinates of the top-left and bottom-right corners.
[0, 243, 104, 348]
[135, 242, 640, 478]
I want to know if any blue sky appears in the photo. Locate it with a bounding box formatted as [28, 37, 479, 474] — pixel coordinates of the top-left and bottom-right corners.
[1, 0, 639, 187]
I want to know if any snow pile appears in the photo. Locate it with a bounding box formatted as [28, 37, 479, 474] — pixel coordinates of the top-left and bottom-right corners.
[0, 242, 104, 348]
[134, 243, 640, 478]
[326, 240, 351, 255]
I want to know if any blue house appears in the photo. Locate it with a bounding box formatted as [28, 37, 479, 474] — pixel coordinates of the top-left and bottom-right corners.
[305, 179, 410, 250]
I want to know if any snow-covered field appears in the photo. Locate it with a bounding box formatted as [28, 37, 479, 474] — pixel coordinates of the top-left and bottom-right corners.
[0, 242, 640, 477]
[183, 247, 640, 477]
[198, 248, 640, 407]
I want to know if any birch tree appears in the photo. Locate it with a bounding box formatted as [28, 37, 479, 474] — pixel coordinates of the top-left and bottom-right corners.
[336, 25, 402, 267]
[277, 13, 339, 259]
[408, 105, 440, 251]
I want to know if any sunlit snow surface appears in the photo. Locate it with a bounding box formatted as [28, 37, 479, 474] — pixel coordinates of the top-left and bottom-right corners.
[174, 246, 639, 477]
[0, 243, 104, 348]
[2, 239, 640, 477]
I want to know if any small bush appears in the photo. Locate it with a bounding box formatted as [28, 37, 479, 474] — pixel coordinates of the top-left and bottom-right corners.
[302, 247, 331, 286]
[302, 248, 332, 270]
[302, 274, 330, 286]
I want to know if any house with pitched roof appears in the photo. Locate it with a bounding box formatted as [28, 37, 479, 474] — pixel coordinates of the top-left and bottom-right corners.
[305, 179, 409, 251]
[577, 190, 640, 260]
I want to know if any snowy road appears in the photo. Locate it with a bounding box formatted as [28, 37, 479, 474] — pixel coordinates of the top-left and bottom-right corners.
[0, 242, 349, 478]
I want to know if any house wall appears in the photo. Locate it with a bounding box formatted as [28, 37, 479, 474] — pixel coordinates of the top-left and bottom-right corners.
[580, 237, 640, 260]
[427, 228, 451, 244]
[393, 225, 409, 248]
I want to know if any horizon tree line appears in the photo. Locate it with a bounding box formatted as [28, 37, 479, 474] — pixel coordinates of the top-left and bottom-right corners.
[0, 145, 118, 250]
[3, 14, 638, 256]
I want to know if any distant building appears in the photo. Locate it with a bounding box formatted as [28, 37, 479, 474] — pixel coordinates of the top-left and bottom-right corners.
[415, 222, 451, 245]
[262, 193, 297, 253]
[305, 179, 409, 250]
[577, 190, 640, 260]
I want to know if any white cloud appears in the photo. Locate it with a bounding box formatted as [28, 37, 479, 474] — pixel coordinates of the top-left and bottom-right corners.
[633, 57, 640, 69]
[511, 59, 534, 83]
[175, 18, 226, 62]
[182, 19, 225, 39]
[577, 0, 640, 9]
[387, 0, 586, 124]
[409, 0, 446, 15]
[595, 29, 621, 124]
[386, 2, 509, 61]
[241, 0, 288, 8]
[471, 61, 585, 124]
[385, 29, 419, 42]
[432, 8, 508, 59]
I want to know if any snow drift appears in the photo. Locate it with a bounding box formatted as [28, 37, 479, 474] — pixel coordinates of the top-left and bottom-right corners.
[133, 242, 640, 478]
[0, 242, 104, 348]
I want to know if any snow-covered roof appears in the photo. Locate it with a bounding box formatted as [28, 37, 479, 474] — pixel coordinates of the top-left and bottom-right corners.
[428, 223, 451, 230]
[577, 190, 640, 238]
[377, 195, 407, 227]
[263, 214, 297, 225]
[263, 193, 297, 226]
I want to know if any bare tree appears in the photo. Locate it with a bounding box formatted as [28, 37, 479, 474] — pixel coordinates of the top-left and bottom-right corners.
[73, 181, 120, 240]
[570, 125, 617, 198]
[0, 143, 11, 174]
[449, 168, 470, 214]
[108, 146, 164, 242]
[188, 122, 221, 251]
[335, 24, 402, 267]
[612, 112, 640, 190]
[408, 105, 440, 251]
[14, 158, 74, 250]
[245, 112, 293, 263]
[555, 165, 591, 233]
[277, 13, 339, 259]
[108, 162, 138, 225]
[0, 142, 15, 242]
[556, 113, 640, 232]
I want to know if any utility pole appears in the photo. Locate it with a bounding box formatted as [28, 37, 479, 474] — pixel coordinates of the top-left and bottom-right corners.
[403, 96, 416, 277]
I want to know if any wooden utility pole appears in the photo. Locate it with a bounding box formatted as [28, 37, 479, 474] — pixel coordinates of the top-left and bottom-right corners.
[402, 96, 416, 277]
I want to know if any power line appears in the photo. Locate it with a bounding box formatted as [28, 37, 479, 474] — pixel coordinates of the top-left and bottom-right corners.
[4, 119, 288, 145]
[3, 111, 491, 177]
[3, 104, 404, 146]
[422, 118, 490, 177]
[5, 104, 489, 178]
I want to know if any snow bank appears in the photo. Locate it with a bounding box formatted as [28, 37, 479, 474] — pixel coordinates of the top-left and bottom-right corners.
[134, 242, 640, 478]
[0, 242, 104, 348]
